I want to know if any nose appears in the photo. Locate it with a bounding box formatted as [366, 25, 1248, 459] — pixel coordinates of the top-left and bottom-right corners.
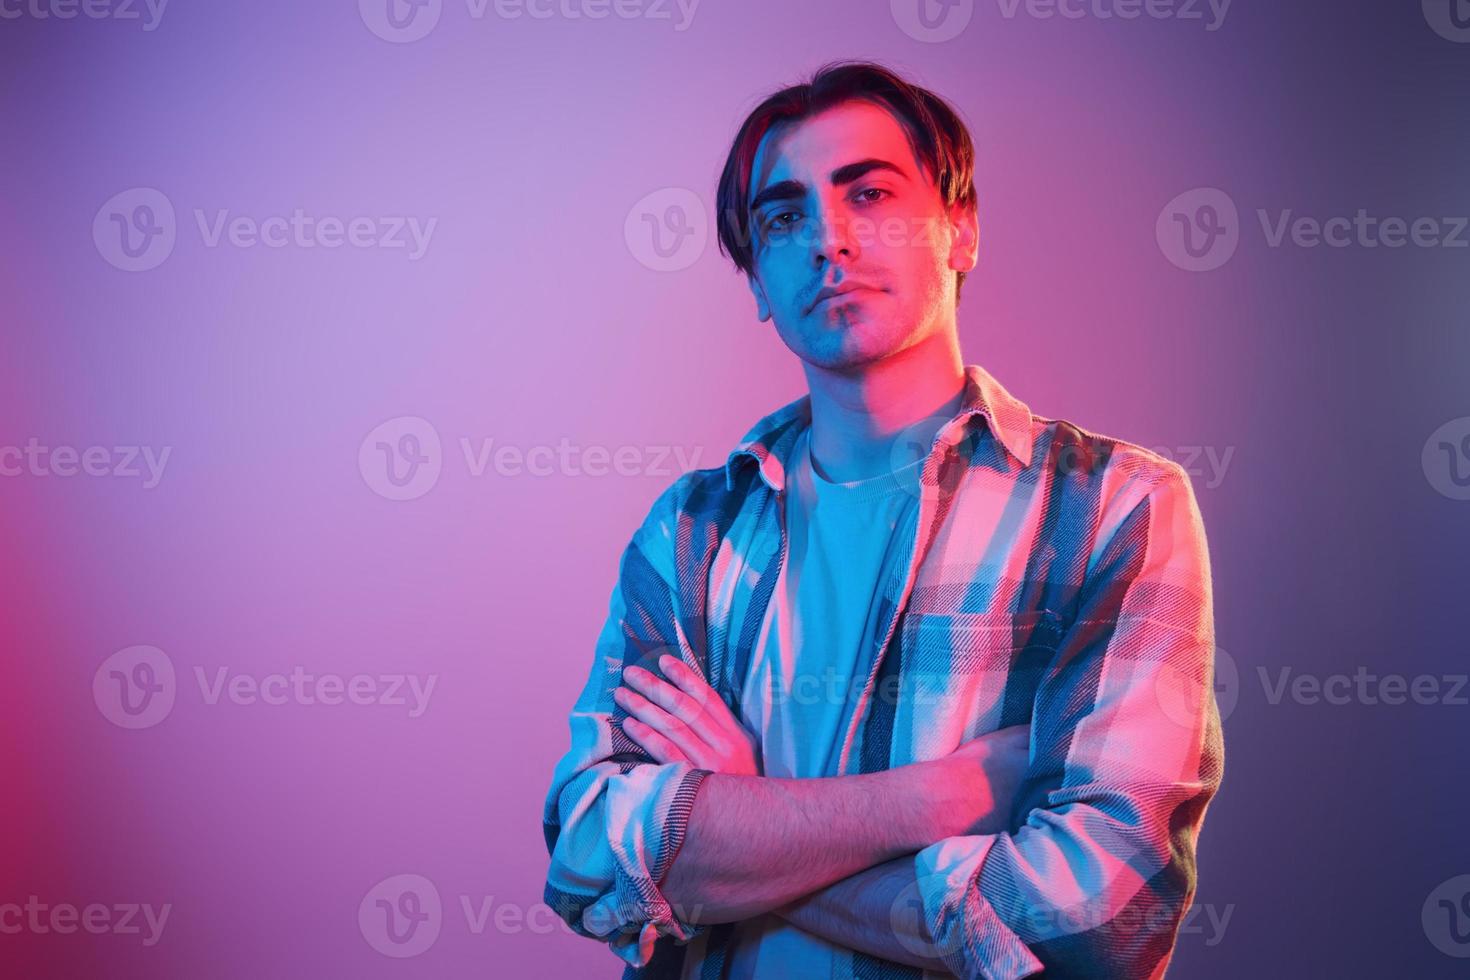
[810, 201, 858, 268]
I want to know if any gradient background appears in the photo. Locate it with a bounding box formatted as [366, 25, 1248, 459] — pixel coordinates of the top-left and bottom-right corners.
[2, 1, 1467, 977]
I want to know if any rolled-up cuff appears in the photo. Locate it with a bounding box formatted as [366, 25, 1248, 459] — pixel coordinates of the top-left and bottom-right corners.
[587, 764, 714, 967]
[914, 836, 1043, 980]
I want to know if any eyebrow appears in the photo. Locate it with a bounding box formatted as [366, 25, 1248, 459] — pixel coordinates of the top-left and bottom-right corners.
[748, 157, 908, 215]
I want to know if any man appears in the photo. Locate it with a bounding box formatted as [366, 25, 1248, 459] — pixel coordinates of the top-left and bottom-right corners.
[543, 61, 1223, 979]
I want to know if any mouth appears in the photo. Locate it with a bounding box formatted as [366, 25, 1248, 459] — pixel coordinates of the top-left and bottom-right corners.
[809, 284, 880, 313]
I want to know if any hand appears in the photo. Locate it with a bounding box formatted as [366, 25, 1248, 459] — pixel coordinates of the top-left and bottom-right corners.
[614, 654, 762, 776]
[936, 724, 1032, 836]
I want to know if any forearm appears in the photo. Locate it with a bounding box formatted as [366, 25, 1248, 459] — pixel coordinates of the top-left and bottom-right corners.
[775, 855, 954, 974]
[659, 761, 964, 923]
[767, 741, 1026, 972]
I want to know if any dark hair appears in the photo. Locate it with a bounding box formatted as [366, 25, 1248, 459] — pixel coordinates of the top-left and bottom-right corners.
[715, 60, 977, 302]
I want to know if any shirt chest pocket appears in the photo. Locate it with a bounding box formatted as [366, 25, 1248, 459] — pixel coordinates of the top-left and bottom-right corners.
[893, 609, 1063, 744]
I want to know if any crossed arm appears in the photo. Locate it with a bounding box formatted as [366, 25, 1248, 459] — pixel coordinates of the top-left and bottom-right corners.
[616, 655, 1026, 973]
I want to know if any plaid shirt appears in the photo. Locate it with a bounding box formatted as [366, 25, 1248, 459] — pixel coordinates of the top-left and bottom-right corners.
[542, 363, 1224, 980]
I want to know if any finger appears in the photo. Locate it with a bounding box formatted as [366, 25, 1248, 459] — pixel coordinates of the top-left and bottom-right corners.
[648, 656, 730, 744]
[621, 716, 691, 765]
[655, 656, 730, 715]
[622, 666, 713, 738]
[655, 656, 757, 758]
[614, 686, 705, 751]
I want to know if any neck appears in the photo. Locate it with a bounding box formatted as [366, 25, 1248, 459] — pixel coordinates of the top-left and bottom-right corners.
[800, 329, 967, 484]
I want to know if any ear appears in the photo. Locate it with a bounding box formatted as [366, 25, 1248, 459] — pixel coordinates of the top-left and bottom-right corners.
[946, 199, 979, 275]
[746, 272, 772, 322]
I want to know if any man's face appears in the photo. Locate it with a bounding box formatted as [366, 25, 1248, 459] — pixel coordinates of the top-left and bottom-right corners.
[743, 99, 978, 372]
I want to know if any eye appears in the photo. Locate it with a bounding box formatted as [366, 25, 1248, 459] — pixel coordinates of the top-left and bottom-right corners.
[854, 187, 890, 205]
[765, 210, 801, 232]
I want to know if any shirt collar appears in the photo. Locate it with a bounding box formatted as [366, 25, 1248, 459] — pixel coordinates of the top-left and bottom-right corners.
[723, 362, 1034, 494]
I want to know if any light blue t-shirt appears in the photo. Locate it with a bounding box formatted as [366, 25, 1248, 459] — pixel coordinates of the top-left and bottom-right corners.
[724, 424, 923, 980]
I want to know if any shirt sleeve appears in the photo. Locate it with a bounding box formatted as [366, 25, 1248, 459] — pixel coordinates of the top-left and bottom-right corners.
[913, 461, 1226, 980]
[541, 477, 715, 969]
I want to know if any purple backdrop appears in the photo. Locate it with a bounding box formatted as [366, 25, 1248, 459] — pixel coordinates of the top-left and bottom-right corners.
[2, 1, 1467, 976]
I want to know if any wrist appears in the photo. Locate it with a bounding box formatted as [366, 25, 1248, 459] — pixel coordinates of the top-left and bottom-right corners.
[911, 755, 977, 840]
